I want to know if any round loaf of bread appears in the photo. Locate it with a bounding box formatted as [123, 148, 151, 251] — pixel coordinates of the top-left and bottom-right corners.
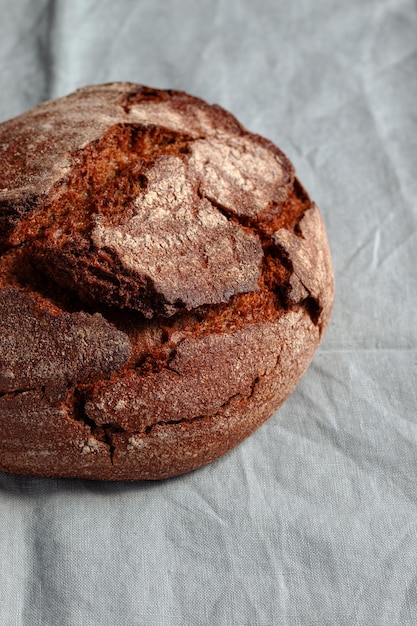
[0, 84, 333, 480]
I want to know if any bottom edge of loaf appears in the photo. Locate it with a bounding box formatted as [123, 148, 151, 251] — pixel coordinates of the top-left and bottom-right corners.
[0, 310, 319, 481]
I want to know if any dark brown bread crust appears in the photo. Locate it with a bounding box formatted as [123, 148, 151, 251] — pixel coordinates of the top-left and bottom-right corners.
[0, 84, 334, 480]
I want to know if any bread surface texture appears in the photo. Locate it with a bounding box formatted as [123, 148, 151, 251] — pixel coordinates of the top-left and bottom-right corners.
[0, 84, 334, 480]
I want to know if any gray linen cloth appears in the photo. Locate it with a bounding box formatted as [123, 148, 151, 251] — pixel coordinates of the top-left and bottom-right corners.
[0, 0, 416, 624]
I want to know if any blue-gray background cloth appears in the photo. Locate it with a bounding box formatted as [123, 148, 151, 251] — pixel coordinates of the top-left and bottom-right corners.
[1, 1, 416, 624]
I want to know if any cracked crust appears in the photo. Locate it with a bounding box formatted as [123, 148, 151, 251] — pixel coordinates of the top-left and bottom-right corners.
[0, 84, 334, 480]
